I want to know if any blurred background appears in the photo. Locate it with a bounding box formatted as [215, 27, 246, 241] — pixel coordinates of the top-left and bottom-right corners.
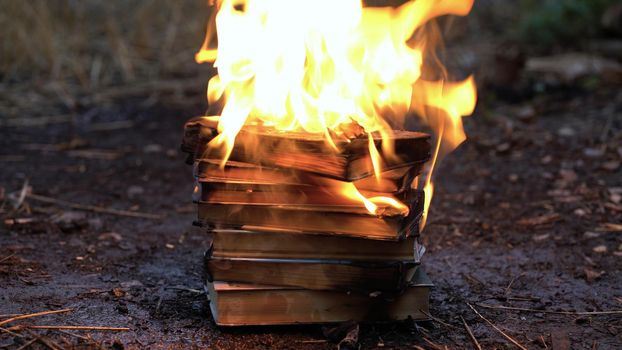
[1, 0, 620, 122]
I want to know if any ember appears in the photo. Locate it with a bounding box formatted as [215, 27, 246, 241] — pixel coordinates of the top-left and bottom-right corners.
[184, 0, 476, 325]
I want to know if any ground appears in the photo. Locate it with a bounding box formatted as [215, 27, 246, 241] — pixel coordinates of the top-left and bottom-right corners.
[2, 1, 622, 348]
[1, 83, 621, 349]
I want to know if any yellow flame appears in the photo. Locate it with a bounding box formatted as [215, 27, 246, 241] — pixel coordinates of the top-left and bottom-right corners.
[339, 182, 409, 216]
[196, 0, 477, 219]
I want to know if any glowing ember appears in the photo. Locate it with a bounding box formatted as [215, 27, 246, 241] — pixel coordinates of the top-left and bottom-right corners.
[196, 0, 477, 225]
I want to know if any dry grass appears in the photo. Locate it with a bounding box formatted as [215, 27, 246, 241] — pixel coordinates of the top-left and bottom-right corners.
[1, 0, 208, 85]
[0, 0, 212, 119]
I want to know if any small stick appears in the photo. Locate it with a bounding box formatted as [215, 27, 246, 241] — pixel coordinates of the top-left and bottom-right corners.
[422, 337, 445, 350]
[27, 193, 162, 220]
[15, 337, 38, 350]
[504, 273, 524, 295]
[0, 253, 16, 264]
[0, 308, 73, 327]
[460, 316, 482, 350]
[540, 335, 548, 349]
[476, 303, 622, 316]
[57, 329, 90, 341]
[420, 309, 459, 330]
[14, 325, 130, 331]
[0, 325, 25, 337]
[467, 303, 528, 350]
[298, 340, 328, 344]
[37, 336, 62, 350]
[24, 330, 62, 350]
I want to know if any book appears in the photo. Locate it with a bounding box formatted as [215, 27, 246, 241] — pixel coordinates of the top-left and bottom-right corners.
[205, 254, 417, 292]
[182, 116, 431, 181]
[195, 189, 423, 240]
[205, 267, 432, 326]
[194, 159, 423, 195]
[208, 228, 424, 261]
[196, 181, 415, 210]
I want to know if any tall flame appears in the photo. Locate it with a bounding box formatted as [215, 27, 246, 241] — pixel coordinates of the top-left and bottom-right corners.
[196, 0, 477, 227]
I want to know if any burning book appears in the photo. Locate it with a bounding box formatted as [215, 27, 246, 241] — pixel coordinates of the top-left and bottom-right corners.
[183, 0, 477, 326]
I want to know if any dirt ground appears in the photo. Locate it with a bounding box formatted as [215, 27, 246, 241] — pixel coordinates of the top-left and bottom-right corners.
[2, 2, 622, 349]
[1, 82, 621, 349]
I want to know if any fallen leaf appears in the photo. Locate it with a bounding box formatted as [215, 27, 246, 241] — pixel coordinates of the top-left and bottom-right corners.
[112, 287, 126, 298]
[593, 245, 608, 253]
[584, 268, 605, 283]
[518, 213, 561, 226]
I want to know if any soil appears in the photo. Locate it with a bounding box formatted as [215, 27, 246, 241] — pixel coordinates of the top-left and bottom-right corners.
[2, 2, 622, 349]
[2, 84, 621, 349]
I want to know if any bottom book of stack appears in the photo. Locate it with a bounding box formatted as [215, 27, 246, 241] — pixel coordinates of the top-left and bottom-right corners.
[205, 267, 432, 326]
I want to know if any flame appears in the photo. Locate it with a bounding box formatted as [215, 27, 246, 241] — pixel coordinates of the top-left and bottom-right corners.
[196, 0, 477, 221]
[339, 182, 409, 216]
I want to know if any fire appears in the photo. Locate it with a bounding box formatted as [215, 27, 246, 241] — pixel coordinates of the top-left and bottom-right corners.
[196, 0, 477, 226]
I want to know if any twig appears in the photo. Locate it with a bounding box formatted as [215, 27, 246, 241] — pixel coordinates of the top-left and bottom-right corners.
[57, 329, 90, 341]
[539, 335, 548, 349]
[168, 286, 204, 294]
[504, 273, 524, 295]
[11, 179, 29, 210]
[0, 253, 16, 264]
[476, 303, 622, 316]
[298, 340, 328, 344]
[13, 325, 130, 331]
[3, 115, 72, 128]
[467, 303, 528, 350]
[37, 336, 62, 350]
[27, 193, 162, 220]
[460, 316, 482, 350]
[24, 330, 62, 350]
[0, 325, 25, 338]
[15, 337, 38, 350]
[419, 309, 459, 330]
[0, 308, 73, 327]
[422, 337, 446, 350]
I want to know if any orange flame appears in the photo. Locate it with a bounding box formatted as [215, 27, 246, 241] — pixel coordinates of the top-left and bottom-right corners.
[196, 0, 477, 221]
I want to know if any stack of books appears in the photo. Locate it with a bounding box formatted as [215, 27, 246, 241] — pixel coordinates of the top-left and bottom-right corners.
[182, 116, 433, 326]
